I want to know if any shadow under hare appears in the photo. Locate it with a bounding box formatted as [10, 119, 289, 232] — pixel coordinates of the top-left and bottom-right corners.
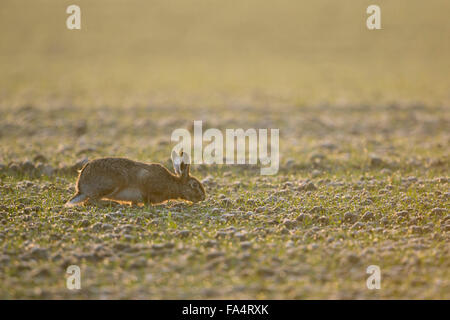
[65, 150, 206, 207]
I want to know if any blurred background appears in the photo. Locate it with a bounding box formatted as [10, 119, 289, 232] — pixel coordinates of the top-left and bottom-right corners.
[0, 0, 448, 166]
[1, 0, 449, 108]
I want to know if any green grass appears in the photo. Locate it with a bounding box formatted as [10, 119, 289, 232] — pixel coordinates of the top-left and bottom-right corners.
[0, 103, 448, 299]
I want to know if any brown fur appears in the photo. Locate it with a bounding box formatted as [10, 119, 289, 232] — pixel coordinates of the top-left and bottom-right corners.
[66, 157, 205, 206]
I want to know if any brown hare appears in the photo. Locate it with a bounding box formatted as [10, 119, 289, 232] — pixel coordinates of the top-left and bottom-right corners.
[65, 150, 205, 207]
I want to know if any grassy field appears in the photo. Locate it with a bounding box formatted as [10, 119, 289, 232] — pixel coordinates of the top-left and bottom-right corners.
[0, 0, 449, 299]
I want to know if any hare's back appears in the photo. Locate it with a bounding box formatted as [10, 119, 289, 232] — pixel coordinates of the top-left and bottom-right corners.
[86, 157, 141, 171]
[78, 158, 138, 186]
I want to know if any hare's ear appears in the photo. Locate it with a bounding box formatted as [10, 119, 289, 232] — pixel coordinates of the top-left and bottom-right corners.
[180, 151, 191, 179]
[171, 149, 182, 175]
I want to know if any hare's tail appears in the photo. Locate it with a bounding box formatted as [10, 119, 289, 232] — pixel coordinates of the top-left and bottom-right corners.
[65, 192, 88, 207]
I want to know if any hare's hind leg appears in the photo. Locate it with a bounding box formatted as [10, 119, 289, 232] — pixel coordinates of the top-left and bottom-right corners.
[82, 186, 121, 208]
[75, 182, 121, 208]
[74, 164, 128, 206]
[81, 173, 122, 200]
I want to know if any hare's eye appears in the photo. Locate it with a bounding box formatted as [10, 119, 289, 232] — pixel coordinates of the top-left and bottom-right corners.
[191, 181, 199, 189]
